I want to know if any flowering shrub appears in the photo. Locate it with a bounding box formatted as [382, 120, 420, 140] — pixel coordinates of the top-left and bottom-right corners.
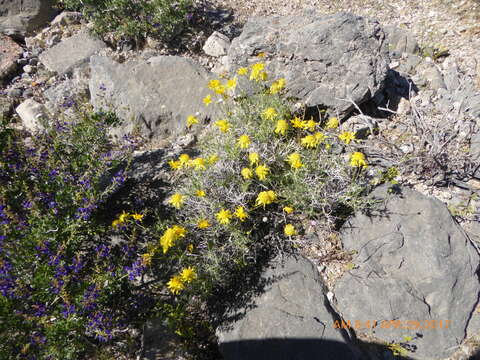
[0, 108, 150, 358]
[141, 62, 374, 346]
[56, 0, 193, 42]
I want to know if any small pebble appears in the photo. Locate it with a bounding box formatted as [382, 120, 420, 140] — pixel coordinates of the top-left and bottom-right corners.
[23, 65, 34, 74]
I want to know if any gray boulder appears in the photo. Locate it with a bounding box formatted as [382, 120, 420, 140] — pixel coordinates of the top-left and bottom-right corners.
[226, 12, 389, 117]
[217, 254, 360, 360]
[89, 55, 217, 142]
[334, 185, 480, 359]
[384, 25, 419, 58]
[0, 34, 23, 83]
[0, 0, 57, 38]
[39, 29, 106, 75]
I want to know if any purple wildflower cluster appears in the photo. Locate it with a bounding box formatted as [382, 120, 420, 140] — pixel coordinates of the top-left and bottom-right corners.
[0, 106, 160, 357]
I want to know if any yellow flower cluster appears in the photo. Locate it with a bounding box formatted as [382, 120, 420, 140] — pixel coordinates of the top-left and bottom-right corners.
[284, 224, 297, 236]
[215, 206, 249, 225]
[338, 131, 356, 145]
[167, 266, 197, 294]
[255, 190, 277, 208]
[249, 63, 268, 81]
[255, 164, 270, 181]
[215, 119, 231, 133]
[197, 219, 210, 229]
[301, 132, 326, 148]
[263, 107, 278, 121]
[350, 152, 368, 168]
[168, 193, 185, 209]
[326, 117, 339, 129]
[207, 77, 237, 97]
[216, 209, 232, 225]
[275, 119, 289, 135]
[249, 152, 259, 166]
[112, 211, 144, 227]
[237, 134, 251, 149]
[270, 78, 286, 94]
[160, 225, 187, 253]
[186, 115, 199, 128]
[168, 154, 217, 171]
[286, 153, 303, 169]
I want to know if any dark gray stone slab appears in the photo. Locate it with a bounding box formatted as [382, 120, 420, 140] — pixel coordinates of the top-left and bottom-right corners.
[334, 185, 480, 359]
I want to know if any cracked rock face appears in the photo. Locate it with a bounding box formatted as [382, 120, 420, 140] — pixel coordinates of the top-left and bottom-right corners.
[216, 255, 360, 360]
[89, 55, 218, 142]
[226, 12, 389, 118]
[334, 185, 480, 359]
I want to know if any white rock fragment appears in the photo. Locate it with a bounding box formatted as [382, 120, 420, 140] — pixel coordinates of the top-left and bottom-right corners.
[203, 31, 230, 57]
[16, 99, 48, 133]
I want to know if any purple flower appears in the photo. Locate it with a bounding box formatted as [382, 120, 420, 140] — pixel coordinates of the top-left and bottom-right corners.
[48, 169, 59, 177]
[99, 83, 106, 91]
[61, 303, 76, 318]
[124, 258, 145, 281]
[32, 303, 47, 317]
[22, 201, 32, 209]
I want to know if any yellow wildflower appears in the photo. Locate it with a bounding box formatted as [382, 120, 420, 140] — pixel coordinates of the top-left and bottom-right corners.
[203, 94, 212, 106]
[350, 152, 368, 168]
[262, 107, 278, 121]
[112, 219, 121, 227]
[132, 213, 144, 221]
[286, 153, 303, 169]
[255, 190, 277, 208]
[250, 62, 266, 81]
[168, 193, 185, 209]
[180, 267, 197, 283]
[168, 159, 181, 170]
[256, 52, 266, 58]
[118, 211, 129, 223]
[234, 206, 248, 221]
[284, 224, 297, 236]
[215, 119, 231, 133]
[237, 67, 248, 76]
[167, 275, 185, 294]
[195, 190, 206, 197]
[186, 115, 199, 127]
[326, 117, 339, 129]
[213, 84, 226, 95]
[192, 157, 206, 170]
[178, 154, 190, 167]
[314, 132, 327, 143]
[216, 209, 233, 225]
[237, 134, 251, 149]
[141, 253, 153, 266]
[226, 77, 237, 90]
[197, 219, 211, 229]
[248, 152, 260, 166]
[274, 119, 289, 135]
[283, 206, 294, 214]
[301, 134, 319, 148]
[208, 79, 221, 91]
[160, 225, 186, 253]
[338, 131, 356, 145]
[269, 78, 286, 94]
[187, 244, 194, 252]
[255, 164, 270, 181]
[241, 167, 253, 180]
[302, 118, 318, 132]
[291, 116, 304, 128]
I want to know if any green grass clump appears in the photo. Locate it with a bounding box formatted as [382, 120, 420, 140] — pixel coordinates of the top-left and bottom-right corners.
[56, 0, 193, 43]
